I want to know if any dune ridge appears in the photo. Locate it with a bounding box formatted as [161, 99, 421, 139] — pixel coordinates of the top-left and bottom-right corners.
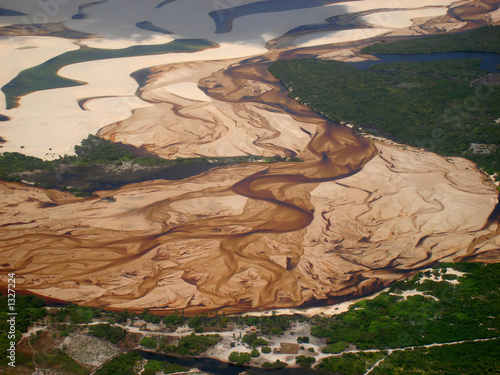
[0, 0, 499, 313]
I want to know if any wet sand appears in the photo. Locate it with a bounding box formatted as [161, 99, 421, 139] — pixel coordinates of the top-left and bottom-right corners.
[0, 0, 499, 313]
[1, 55, 498, 314]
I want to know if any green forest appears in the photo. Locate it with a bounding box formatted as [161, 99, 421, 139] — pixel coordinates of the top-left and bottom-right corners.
[362, 25, 500, 54]
[310, 263, 499, 350]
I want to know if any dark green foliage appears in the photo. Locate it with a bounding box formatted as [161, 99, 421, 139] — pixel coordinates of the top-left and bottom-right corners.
[32, 349, 88, 375]
[143, 360, 163, 375]
[242, 332, 269, 347]
[322, 341, 348, 354]
[317, 352, 386, 374]
[0, 134, 135, 181]
[362, 25, 500, 54]
[0, 135, 303, 195]
[0, 152, 53, 180]
[64, 304, 100, 324]
[88, 324, 127, 344]
[96, 351, 142, 375]
[370, 58, 488, 82]
[162, 312, 185, 327]
[139, 336, 158, 349]
[160, 333, 221, 356]
[295, 355, 316, 367]
[233, 314, 292, 336]
[269, 57, 500, 177]
[109, 309, 137, 324]
[162, 361, 190, 374]
[228, 351, 252, 366]
[141, 309, 162, 324]
[228, 351, 240, 362]
[0, 293, 47, 367]
[372, 340, 500, 375]
[187, 315, 203, 329]
[297, 335, 310, 343]
[250, 348, 260, 358]
[73, 135, 136, 163]
[261, 346, 272, 354]
[310, 263, 500, 350]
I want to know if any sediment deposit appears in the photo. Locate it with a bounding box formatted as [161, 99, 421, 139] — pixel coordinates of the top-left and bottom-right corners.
[0, 0, 499, 313]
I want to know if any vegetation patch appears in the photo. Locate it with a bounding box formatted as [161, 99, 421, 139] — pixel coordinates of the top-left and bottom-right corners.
[228, 351, 252, 366]
[159, 332, 222, 356]
[310, 263, 499, 350]
[295, 355, 316, 367]
[242, 332, 269, 347]
[316, 351, 386, 374]
[362, 25, 500, 54]
[0, 293, 47, 367]
[1, 134, 302, 196]
[32, 349, 89, 375]
[88, 324, 127, 344]
[372, 339, 500, 375]
[95, 351, 142, 375]
[139, 336, 158, 349]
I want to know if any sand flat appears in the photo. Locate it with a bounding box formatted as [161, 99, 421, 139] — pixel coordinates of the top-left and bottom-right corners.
[1, 0, 473, 158]
[0, 36, 79, 111]
[0, 137, 497, 312]
[0, 0, 499, 314]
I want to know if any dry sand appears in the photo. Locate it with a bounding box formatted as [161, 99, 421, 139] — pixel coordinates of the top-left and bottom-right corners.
[0, 0, 480, 158]
[0, 0, 499, 314]
[0, 136, 497, 313]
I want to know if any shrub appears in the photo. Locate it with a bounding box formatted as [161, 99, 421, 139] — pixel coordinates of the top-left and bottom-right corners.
[295, 355, 316, 367]
[140, 336, 158, 349]
[297, 336, 310, 343]
[228, 352, 252, 366]
[88, 324, 127, 344]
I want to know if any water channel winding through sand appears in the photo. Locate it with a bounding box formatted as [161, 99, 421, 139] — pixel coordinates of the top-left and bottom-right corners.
[1, 0, 499, 314]
[0, 59, 377, 312]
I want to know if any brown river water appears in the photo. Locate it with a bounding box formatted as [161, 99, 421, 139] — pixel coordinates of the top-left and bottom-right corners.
[1, 4, 499, 312]
[0, 54, 381, 314]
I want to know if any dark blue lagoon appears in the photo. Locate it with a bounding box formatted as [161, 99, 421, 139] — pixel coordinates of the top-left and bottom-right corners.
[137, 350, 330, 375]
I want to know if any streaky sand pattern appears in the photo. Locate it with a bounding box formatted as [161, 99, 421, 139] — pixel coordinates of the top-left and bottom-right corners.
[0, 0, 499, 313]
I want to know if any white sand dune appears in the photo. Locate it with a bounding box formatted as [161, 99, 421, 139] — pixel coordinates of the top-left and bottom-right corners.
[65, 0, 177, 49]
[291, 28, 391, 48]
[0, 42, 266, 158]
[163, 82, 212, 101]
[0, 36, 79, 111]
[0, 0, 467, 158]
[360, 7, 450, 28]
[0, 0, 499, 314]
